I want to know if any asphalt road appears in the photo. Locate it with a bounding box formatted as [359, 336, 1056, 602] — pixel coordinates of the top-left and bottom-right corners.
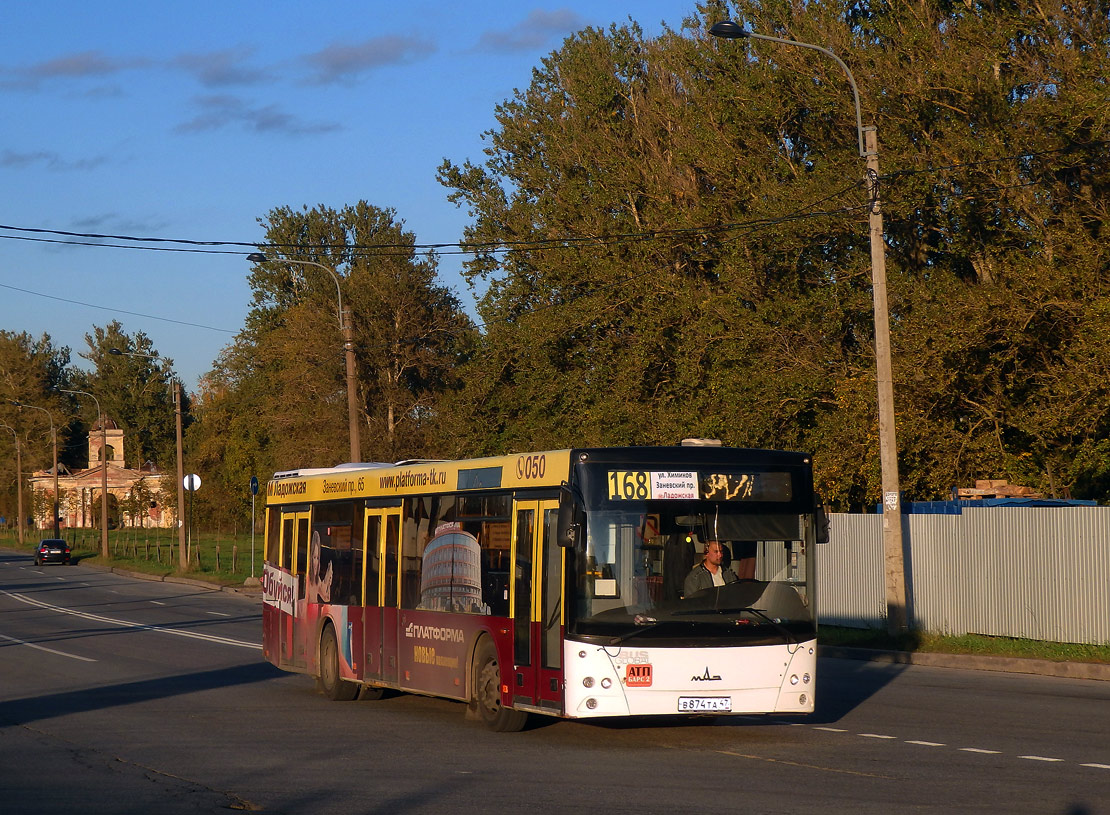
[1, 550, 1106, 814]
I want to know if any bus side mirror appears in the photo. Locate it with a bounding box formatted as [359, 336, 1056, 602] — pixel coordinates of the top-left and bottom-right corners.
[815, 500, 830, 544]
[558, 483, 582, 548]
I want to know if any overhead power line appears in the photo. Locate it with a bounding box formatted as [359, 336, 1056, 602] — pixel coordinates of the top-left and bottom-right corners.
[0, 144, 1100, 258]
[0, 282, 237, 334]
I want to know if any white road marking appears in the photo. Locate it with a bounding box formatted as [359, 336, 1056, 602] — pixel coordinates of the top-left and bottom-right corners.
[808, 724, 1105, 770]
[206, 611, 230, 617]
[1, 589, 260, 650]
[151, 601, 165, 606]
[0, 632, 97, 662]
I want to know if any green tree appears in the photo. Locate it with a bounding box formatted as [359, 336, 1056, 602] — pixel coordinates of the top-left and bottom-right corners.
[0, 331, 74, 516]
[77, 321, 183, 473]
[187, 201, 476, 527]
[242, 202, 475, 464]
[439, 0, 1110, 507]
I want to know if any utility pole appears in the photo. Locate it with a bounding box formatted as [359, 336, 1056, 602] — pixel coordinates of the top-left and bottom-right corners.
[247, 253, 361, 463]
[1, 424, 23, 546]
[12, 401, 60, 538]
[865, 127, 907, 633]
[342, 306, 360, 464]
[61, 389, 108, 558]
[175, 382, 187, 570]
[709, 21, 908, 633]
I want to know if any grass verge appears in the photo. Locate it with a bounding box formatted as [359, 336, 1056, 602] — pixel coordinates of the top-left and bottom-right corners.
[820, 625, 1110, 665]
[3, 528, 262, 588]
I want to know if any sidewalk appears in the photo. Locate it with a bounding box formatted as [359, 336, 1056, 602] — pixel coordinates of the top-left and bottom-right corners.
[819, 645, 1109, 681]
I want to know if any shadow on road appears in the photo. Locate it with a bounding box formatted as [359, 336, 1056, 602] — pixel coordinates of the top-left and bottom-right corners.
[0, 661, 283, 728]
[808, 655, 908, 723]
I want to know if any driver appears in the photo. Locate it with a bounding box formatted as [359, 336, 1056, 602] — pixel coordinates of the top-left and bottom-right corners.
[683, 539, 738, 597]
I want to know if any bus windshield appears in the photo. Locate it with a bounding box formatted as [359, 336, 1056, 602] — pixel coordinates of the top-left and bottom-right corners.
[569, 503, 815, 645]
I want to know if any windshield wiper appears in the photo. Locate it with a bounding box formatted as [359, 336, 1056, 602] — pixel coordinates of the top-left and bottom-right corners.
[734, 606, 799, 645]
[676, 605, 799, 645]
[605, 615, 662, 646]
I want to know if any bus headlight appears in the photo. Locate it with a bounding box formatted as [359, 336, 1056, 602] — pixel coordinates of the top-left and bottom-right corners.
[600, 678, 612, 689]
[583, 676, 595, 688]
[790, 674, 799, 685]
[803, 673, 811, 684]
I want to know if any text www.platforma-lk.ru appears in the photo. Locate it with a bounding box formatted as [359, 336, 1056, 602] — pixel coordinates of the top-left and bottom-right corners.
[379, 469, 448, 491]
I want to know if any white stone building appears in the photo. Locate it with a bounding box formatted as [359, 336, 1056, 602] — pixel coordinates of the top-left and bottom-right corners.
[28, 418, 173, 531]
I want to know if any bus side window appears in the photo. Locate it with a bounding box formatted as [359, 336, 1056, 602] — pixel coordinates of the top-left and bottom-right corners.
[480, 522, 510, 617]
[295, 517, 309, 576]
[400, 501, 423, 610]
[281, 516, 294, 571]
[402, 495, 453, 610]
[481, 495, 512, 617]
[314, 501, 357, 605]
[265, 507, 280, 564]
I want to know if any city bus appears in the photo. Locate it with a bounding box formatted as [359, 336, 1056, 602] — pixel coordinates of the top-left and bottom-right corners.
[261, 442, 827, 731]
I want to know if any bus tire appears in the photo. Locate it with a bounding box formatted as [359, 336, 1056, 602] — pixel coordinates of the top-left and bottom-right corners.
[472, 638, 528, 732]
[319, 624, 359, 702]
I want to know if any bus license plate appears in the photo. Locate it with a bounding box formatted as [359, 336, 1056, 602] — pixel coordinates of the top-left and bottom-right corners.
[678, 697, 732, 712]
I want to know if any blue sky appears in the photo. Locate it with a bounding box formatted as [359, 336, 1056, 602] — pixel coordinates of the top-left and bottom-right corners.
[1, 1, 693, 389]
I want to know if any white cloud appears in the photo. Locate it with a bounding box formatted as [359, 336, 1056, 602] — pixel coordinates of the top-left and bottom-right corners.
[475, 8, 586, 53]
[301, 35, 436, 84]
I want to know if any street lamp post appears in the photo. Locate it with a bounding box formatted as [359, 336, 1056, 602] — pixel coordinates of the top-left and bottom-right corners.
[710, 20, 907, 633]
[61, 389, 110, 558]
[247, 252, 361, 463]
[0, 423, 24, 546]
[174, 382, 186, 570]
[107, 348, 188, 571]
[11, 401, 60, 539]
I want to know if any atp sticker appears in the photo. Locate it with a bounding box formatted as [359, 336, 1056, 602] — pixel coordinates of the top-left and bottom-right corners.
[625, 664, 653, 687]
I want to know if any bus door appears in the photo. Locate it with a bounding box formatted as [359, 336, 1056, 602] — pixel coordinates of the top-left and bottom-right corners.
[280, 509, 310, 669]
[511, 499, 563, 713]
[362, 506, 401, 686]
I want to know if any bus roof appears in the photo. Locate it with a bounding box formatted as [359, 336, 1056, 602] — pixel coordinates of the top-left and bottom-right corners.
[265, 446, 812, 504]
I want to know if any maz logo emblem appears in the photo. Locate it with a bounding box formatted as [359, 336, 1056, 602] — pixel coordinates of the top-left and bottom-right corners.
[691, 667, 722, 682]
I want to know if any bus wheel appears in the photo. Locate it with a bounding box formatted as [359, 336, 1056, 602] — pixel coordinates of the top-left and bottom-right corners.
[319, 624, 358, 701]
[358, 685, 386, 701]
[473, 639, 528, 732]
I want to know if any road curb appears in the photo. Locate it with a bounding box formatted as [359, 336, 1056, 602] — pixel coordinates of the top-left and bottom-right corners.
[66, 557, 262, 599]
[819, 645, 1110, 681]
[162, 574, 220, 590]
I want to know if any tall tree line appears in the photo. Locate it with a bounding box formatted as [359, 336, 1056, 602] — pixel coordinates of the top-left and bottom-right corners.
[4, 1, 1106, 527]
[184, 202, 476, 526]
[436, 0, 1110, 509]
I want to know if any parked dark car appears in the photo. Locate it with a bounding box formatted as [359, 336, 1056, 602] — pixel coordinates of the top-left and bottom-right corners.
[34, 538, 71, 566]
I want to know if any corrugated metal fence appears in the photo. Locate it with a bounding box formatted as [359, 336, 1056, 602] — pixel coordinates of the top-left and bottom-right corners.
[818, 507, 1110, 645]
